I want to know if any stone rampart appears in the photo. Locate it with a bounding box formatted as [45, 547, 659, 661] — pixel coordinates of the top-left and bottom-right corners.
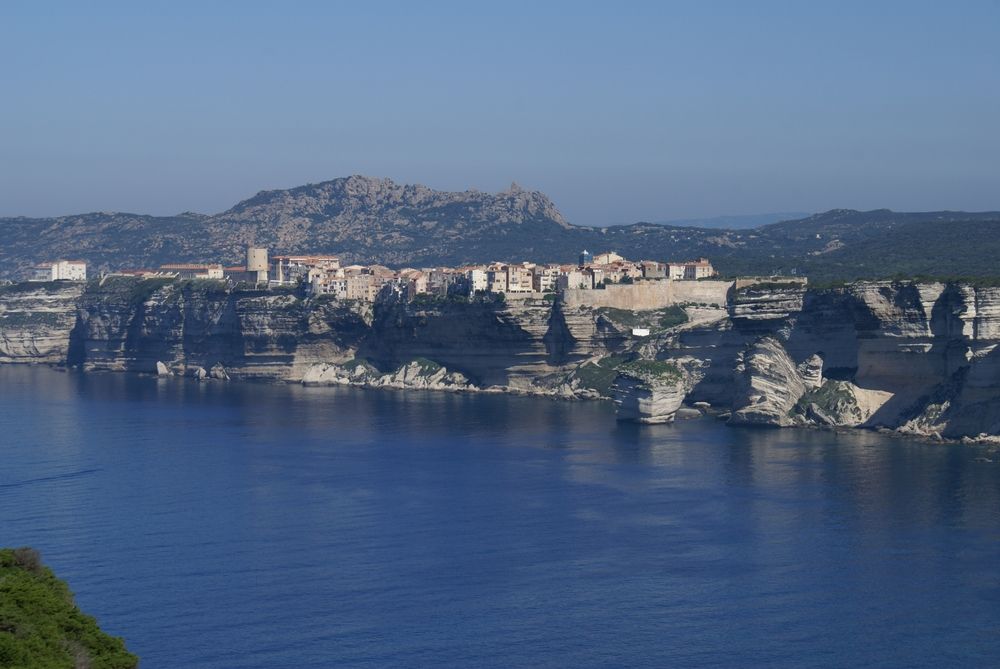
[560, 282, 673, 310]
[560, 280, 732, 310]
[670, 280, 733, 306]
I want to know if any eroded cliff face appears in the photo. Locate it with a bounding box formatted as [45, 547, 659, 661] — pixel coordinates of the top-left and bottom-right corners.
[0, 282, 84, 363]
[67, 278, 372, 379]
[730, 338, 816, 427]
[0, 278, 628, 396]
[354, 295, 629, 394]
[611, 362, 687, 424]
[657, 281, 1000, 440]
[5, 277, 1000, 439]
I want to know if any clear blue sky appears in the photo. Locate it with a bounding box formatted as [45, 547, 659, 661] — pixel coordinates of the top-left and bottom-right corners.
[1, 1, 998, 225]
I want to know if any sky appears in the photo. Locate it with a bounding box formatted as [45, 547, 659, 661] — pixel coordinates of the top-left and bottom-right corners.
[1, 1, 999, 226]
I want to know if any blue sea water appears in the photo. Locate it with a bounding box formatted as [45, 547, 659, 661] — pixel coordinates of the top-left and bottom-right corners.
[1, 365, 999, 668]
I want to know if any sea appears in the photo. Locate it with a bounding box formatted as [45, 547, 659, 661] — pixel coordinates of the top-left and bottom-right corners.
[2, 365, 999, 668]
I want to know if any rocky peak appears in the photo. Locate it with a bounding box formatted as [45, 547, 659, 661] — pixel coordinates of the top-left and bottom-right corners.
[207, 175, 576, 260]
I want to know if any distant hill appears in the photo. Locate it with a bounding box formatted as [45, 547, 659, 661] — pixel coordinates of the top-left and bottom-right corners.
[652, 212, 811, 230]
[1, 176, 999, 282]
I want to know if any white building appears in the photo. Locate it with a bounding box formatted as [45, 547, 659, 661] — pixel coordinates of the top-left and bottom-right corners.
[684, 258, 715, 279]
[505, 265, 534, 293]
[557, 270, 591, 291]
[30, 260, 87, 281]
[465, 269, 489, 293]
[667, 258, 716, 280]
[532, 264, 560, 293]
[312, 276, 348, 299]
[592, 251, 625, 266]
[486, 265, 508, 293]
[273, 255, 340, 284]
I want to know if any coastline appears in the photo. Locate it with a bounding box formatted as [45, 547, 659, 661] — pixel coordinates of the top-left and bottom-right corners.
[18, 360, 1000, 449]
[5, 276, 1000, 442]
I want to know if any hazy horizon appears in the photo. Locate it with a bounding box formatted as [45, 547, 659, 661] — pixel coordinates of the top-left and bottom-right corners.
[6, 171, 1000, 228]
[2, 1, 998, 225]
[0, 171, 817, 226]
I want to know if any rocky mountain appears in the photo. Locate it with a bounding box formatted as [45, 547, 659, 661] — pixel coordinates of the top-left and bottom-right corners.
[0, 177, 585, 278]
[2, 175, 1000, 281]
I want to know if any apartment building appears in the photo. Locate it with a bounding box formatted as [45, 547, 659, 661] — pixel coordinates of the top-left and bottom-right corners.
[30, 260, 88, 281]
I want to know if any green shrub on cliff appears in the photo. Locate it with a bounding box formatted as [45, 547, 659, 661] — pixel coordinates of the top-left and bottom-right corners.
[0, 311, 68, 327]
[408, 357, 443, 374]
[735, 281, 806, 294]
[597, 305, 688, 331]
[657, 305, 688, 329]
[0, 548, 137, 669]
[573, 354, 629, 395]
[119, 276, 176, 305]
[617, 359, 683, 383]
[0, 281, 68, 295]
[181, 278, 231, 296]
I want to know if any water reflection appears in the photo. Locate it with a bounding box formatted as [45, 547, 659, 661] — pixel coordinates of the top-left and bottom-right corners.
[1, 365, 999, 668]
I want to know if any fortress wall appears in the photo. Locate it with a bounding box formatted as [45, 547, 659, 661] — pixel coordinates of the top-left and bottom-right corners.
[561, 280, 735, 310]
[560, 282, 674, 310]
[670, 280, 733, 306]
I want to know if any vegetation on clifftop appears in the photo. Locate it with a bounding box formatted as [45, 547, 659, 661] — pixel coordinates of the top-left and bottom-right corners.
[617, 359, 683, 383]
[597, 305, 688, 332]
[0, 548, 137, 669]
[0, 281, 73, 296]
[573, 355, 629, 395]
[407, 357, 443, 374]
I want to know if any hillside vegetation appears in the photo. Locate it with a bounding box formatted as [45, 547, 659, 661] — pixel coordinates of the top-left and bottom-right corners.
[2, 176, 999, 282]
[0, 548, 137, 669]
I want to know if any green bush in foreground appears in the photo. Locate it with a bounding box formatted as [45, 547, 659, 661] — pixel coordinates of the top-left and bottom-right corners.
[0, 548, 137, 669]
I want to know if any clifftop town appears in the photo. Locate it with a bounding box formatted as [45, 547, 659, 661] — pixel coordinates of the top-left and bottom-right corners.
[20, 247, 726, 310]
[2, 273, 999, 442]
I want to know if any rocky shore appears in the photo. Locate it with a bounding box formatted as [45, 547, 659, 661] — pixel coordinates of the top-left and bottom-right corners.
[3, 277, 1000, 441]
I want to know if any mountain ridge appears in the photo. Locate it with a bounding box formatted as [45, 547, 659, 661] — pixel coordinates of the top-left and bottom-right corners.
[2, 175, 999, 281]
[650, 212, 812, 230]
